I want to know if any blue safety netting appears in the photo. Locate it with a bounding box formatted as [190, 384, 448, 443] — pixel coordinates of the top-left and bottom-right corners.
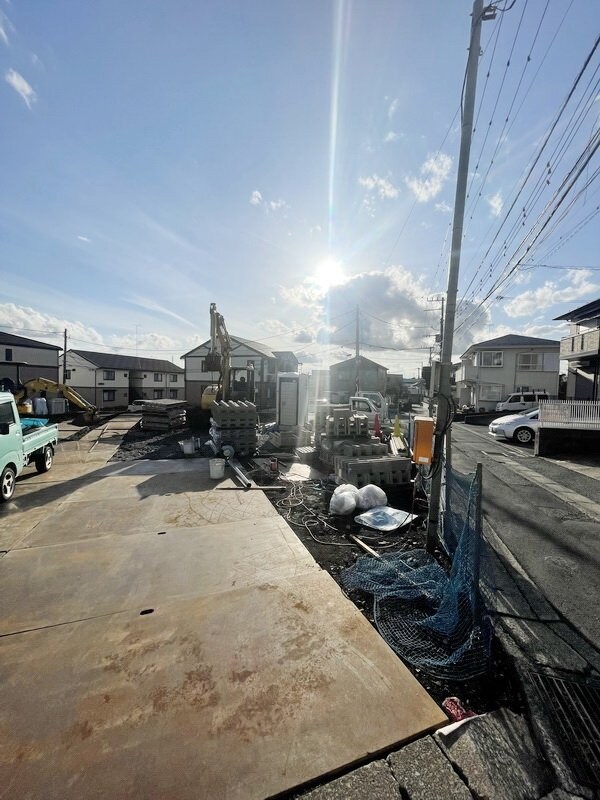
[342, 463, 492, 681]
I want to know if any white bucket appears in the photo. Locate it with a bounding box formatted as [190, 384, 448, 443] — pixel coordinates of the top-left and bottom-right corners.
[209, 458, 226, 479]
[181, 439, 195, 455]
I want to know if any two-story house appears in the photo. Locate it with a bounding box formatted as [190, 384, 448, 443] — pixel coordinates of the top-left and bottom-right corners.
[183, 337, 284, 410]
[65, 350, 184, 410]
[456, 334, 560, 411]
[0, 331, 61, 390]
[555, 297, 600, 400]
[330, 355, 388, 398]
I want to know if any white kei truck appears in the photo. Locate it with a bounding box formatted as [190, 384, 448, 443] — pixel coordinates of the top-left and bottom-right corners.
[0, 391, 59, 502]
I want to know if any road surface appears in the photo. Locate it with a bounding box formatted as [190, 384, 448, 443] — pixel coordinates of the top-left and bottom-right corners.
[450, 421, 600, 649]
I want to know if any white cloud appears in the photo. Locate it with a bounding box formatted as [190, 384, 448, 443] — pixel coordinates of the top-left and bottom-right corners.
[250, 190, 263, 206]
[384, 131, 400, 143]
[388, 98, 399, 119]
[504, 270, 600, 318]
[269, 199, 288, 212]
[249, 190, 288, 213]
[405, 153, 452, 203]
[435, 201, 452, 213]
[0, 19, 8, 45]
[358, 174, 399, 200]
[0, 11, 13, 46]
[5, 68, 36, 108]
[487, 190, 503, 217]
[77, 235, 91, 243]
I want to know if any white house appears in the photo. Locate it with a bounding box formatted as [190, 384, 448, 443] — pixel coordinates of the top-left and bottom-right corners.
[555, 297, 600, 400]
[0, 331, 61, 390]
[65, 350, 184, 410]
[456, 334, 560, 411]
[183, 336, 282, 409]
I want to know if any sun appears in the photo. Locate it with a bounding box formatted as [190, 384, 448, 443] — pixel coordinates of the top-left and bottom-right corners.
[311, 257, 346, 292]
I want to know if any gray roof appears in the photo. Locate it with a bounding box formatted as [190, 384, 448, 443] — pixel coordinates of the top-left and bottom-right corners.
[182, 336, 275, 359]
[554, 297, 600, 323]
[461, 334, 559, 357]
[0, 331, 61, 350]
[330, 355, 388, 371]
[70, 350, 183, 373]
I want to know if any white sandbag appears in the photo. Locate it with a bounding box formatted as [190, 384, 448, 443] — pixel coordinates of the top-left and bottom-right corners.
[329, 490, 357, 515]
[333, 483, 359, 499]
[356, 484, 388, 510]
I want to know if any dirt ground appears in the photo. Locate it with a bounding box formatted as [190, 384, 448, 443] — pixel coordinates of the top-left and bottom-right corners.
[110, 426, 521, 715]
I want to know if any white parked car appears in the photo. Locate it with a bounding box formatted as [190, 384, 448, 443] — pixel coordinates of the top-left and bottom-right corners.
[488, 408, 540, 444]
[127, 400, 148, 413]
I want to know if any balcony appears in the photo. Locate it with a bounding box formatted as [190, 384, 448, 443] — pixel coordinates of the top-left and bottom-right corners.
[560, 328, 600, 359]
[457, 364, 479, 383]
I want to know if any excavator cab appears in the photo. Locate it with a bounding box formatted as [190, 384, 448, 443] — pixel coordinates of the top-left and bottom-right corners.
[229, 364, 255, 403]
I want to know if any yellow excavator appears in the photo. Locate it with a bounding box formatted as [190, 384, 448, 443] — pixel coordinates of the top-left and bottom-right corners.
[200, 303, 255, 410]
[14, 378, 98, 423]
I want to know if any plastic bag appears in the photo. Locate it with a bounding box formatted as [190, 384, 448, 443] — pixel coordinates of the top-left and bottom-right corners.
[329, 490, 357, 515]
[333, 483, 359, 499]
[356, 484, 387, 510]
[354, 506, 417, 531]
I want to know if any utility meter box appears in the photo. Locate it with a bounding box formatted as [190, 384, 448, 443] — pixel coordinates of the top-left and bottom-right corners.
[412, 416, 434, 465]
[276, 373, 309, 429]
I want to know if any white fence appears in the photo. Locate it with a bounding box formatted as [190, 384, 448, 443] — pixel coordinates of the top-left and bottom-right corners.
[539, 400, 600, 430]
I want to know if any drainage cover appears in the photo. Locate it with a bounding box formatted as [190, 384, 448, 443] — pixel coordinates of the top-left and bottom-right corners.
[528, 670, 600, 788]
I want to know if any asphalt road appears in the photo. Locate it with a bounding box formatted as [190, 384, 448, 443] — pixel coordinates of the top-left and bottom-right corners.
[450, 421, 600, 650]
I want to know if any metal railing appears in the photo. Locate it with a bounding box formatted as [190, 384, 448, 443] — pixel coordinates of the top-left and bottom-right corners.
[559, 328, 600, 359]
[539, 399, 600, 430]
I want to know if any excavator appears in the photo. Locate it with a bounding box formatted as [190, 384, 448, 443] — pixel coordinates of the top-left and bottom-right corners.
[200, 303, 255, 411]
[13, 378, 98, 423]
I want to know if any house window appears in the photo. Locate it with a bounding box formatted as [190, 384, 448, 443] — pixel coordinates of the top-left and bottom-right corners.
[154, 373, 163, 381]
[102, 390, 116, 402]
[518, 354, 542, 371]
[168, 389, 178, 399]
[64, 369, 72, 380]
[123, 373, 128, 377]
[5, 348, 12, 362]
[479, 351, 503, 367]
[103, 370, 115, 381]
[169, 374, 178, 382]
[479, 384, 503, 401]
[153, 389, 163, 399]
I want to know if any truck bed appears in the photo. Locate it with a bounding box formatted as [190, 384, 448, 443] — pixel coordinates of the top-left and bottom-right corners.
[22, 424, 59, 457]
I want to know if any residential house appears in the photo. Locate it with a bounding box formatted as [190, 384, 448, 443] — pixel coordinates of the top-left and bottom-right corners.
[555, 297, 600, 400]
[183, 337, 284, 409]
[65, 350, 184, 410]
[0, 331, 61, 390]
[330, 355, 388, 398]
[456, 334, 560, 411]
[273, 351, 299, 373]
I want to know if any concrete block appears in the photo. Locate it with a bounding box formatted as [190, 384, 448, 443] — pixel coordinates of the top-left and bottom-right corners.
[299, 760, 398, 800]
[434, 708, 553, 800]
[387, 736, 472, 799]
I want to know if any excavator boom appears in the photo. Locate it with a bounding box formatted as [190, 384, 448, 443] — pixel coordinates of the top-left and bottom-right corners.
[15, 378, 98, 421]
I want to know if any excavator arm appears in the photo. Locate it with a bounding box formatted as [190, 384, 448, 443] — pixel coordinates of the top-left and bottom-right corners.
[15, 378, 98, 420]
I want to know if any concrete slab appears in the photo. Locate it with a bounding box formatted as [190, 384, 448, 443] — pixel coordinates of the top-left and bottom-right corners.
[387, 737, 472, 799]
[1, 517, 319, 634]
[20, 487, 278, 547]
[434, 709, 553, 800]
[299, 761, 398, 799]
[0, 572, 446, 800]
[97, 458, 211, 476]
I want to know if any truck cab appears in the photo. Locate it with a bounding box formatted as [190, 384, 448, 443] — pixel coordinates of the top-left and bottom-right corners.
[0, 391, 59, 502]
[349, 396, 386, 429]
[356, 391, 389, 421]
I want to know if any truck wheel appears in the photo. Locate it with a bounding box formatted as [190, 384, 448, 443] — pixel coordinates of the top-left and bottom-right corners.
[35, 446, 54, 474]
[1, 465, 16, 502]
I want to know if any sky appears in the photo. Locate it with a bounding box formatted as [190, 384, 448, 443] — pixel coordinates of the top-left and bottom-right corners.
[2, 0, 600, 376]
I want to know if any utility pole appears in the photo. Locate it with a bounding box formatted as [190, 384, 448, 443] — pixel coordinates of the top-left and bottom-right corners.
[63, 329, 67, 383]
[426, 0, 490, 552]
[355, 305, 360, 393]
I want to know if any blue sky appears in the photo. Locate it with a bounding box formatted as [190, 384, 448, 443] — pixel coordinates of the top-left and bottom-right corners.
[2, 0, 599, 375]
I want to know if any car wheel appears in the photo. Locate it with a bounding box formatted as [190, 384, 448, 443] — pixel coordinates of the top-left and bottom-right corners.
[35, 446, 54, 473]
[1, 465, 16, 502]
[514, 427, 533, 445]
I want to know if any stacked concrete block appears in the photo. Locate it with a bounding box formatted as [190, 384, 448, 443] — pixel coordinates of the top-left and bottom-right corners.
[335, 456, 412, 488]
[209, 400, 257, 456]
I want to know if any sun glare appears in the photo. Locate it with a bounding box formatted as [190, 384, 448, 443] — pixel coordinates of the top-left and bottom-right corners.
[312, 257, 345, 292]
